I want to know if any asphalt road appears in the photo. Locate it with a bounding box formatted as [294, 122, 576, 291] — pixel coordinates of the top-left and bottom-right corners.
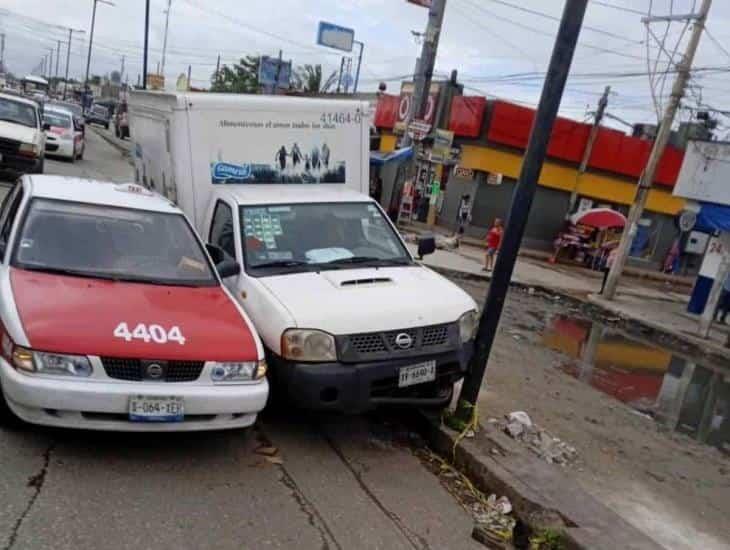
[0, 130, 480, 550]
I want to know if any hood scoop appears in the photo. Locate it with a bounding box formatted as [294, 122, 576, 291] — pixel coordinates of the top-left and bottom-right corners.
[340, 277, 393, 287]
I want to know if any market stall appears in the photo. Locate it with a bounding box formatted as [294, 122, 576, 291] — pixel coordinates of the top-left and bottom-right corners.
[550, 208, 627, 269]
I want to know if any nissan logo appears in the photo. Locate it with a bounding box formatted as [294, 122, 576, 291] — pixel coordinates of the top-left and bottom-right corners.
[394, 333, 414, 349]
[146, 363, 164, 379]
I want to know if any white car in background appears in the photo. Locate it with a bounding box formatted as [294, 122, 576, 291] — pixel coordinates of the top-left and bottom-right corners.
[43, 106, 84, 162]
[0, 92, 46, 174]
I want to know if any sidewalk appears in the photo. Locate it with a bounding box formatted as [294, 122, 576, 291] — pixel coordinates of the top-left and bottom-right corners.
[406, 240, 730, 361]
[89, 125, 133, 160]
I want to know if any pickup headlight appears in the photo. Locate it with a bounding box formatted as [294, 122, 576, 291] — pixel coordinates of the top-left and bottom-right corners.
[281, 329, 337, 362]
[11, 347, 92, 377]
[210, 360, 267, 382]
[459, 310, 479, 343]
[18, 142, 40, 157]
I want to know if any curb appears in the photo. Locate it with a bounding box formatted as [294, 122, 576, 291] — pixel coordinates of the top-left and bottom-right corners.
[414, 411, 664, 550]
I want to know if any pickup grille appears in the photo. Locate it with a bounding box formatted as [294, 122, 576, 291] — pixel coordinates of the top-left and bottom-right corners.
[0, 137, 21, 155]
[101, 358, 205, 382]
[339, 323, 458, 362]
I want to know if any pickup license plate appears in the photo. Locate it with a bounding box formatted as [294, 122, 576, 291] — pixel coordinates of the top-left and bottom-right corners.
[398, 361, 436, 388]
[129, 395, 184, 422]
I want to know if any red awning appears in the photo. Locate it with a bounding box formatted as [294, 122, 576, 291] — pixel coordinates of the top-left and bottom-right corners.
[570, 208, 627, 229]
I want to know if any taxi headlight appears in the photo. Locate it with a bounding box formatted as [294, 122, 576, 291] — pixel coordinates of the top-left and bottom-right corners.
[459, 310, 479, 343]
[210, 360, 266, 382]
[32, 351, 93, 377]
[281, 329, 337, 362]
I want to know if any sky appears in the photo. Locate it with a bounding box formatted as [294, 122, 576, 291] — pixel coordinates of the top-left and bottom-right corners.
[2, 0, 730, 134]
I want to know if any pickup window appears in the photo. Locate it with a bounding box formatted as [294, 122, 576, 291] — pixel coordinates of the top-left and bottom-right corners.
[239, 202, 412, 274]
[0, 96, 37, 128]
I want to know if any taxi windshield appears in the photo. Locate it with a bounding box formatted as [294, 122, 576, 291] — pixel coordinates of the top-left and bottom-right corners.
[13, 199, 217, 287]
[239, 202, 412, 273]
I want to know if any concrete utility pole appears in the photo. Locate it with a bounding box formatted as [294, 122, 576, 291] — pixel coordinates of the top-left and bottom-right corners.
[55, 40, 61, 80]
[85, 0, 114, 104]
[568, 86, 610, 215]
[48, 48, 54, 80]
[215, 54, 221, 88]
[602, 0, 712, 300]
[120, 55, 125, 82]
[0, 34, 5, 71]
[63, 29, 73, 99]
[143, 0, 150, 89]
[161, 0, 172, 77]
[403, 0, 447, 147]
[353, 40, 364, 93]
[456, 0, 589, 423]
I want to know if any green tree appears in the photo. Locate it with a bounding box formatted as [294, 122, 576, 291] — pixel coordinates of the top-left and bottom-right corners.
[294, 64, 338, 94]
[210, 56, 260, 93]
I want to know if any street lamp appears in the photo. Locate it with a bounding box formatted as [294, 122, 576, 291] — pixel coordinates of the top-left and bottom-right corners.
[84, 0, 115, 110]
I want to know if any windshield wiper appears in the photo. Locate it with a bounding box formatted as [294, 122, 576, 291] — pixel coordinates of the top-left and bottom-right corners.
[323, 256, 411, 266]
[253, 259, 311, 269]
[22, 265, 123, 281]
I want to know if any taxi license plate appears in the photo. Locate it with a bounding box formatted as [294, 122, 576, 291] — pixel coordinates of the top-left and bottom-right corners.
[129, 396, 184, 422]
[398, 361, 436, 388]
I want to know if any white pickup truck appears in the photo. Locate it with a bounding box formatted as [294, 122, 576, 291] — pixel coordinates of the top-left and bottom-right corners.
[0, 92, 46, 175]
[129, 91, 478, 413]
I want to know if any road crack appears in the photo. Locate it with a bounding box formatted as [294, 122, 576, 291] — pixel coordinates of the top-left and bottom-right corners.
[3, 441, 56, 550]
[319, 428, 432, 550]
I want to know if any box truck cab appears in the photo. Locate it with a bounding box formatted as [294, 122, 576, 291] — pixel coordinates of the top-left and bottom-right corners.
[129, 91, 478, 413]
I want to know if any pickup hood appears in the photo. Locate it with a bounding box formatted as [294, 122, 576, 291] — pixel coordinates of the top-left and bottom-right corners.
[0, 121, 39, 145]
[260, 266, 477, 334]
[10, 268, 258, 361]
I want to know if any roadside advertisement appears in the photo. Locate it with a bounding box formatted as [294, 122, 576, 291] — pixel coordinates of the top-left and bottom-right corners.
[317, 21, 355, 52]
[431, 129, 453, 162]
[200, 109, 364, 185]
[395, 82, 441, 133]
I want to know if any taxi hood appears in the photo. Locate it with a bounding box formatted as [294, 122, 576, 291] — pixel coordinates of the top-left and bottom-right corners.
[10, 268, 259, 361]
[260, 265, 477, 334]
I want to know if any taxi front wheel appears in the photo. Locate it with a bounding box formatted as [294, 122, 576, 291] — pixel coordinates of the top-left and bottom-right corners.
[0, 384, 22, 428]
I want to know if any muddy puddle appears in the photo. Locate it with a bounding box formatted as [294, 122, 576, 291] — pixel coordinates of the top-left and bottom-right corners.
[541, 314, 730, 453]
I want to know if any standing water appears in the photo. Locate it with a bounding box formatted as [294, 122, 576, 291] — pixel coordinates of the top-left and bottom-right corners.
[542, 314, 729, 453]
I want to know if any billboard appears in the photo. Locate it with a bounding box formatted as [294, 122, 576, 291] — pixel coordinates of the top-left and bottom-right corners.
[674, 140, 730, 206]
[258, 56, 292, 89]
[317, 22, 354, 52]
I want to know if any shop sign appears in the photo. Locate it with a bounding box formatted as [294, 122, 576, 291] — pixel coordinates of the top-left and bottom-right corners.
[317, 22, 355, 52]
[486, 172, 503, 186]
[453, 166, 474, 179]
[407, 119, 431, 141]
[431, 129, 454, 162]
[395, 82, 441, 133]
[699, 236, 727, 279]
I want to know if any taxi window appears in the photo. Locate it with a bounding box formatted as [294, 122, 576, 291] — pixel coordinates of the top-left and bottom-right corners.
[13, 199, 217, 286]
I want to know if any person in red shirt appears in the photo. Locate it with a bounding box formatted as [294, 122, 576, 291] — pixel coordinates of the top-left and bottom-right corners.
[484, 218, 503, 272]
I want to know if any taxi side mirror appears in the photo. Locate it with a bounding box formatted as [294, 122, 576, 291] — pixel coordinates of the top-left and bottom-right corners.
[417, 235, 436, 260]
[216, 258, 241, 279]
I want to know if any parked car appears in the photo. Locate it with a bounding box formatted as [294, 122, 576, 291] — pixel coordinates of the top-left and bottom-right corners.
[43, 106, 84, 162]
[114, 100, 129, 139]
[0, 92, 46, 174]
[85, 104, 110, 129]
[0, 176, 268, 431]
[130, 92, 479, 413]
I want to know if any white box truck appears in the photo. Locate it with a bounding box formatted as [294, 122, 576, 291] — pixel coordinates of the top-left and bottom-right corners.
[129, 91, 478, 413]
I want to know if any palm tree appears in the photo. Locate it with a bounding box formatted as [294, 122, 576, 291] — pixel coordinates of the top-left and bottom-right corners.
[294, 64, 338, 94]
[210, 56, 260, 93]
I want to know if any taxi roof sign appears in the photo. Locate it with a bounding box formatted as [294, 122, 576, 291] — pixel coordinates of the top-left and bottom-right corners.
[115, 183, 154, 197]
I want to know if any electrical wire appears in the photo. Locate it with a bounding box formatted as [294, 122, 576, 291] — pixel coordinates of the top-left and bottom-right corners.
[590, 1, 648, 16]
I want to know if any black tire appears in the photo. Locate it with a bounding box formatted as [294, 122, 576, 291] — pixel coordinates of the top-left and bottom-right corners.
[105, 123, 109, 130]
[34, 157, 44, 174]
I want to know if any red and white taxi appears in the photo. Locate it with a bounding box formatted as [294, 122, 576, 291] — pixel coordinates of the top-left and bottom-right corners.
[0, 175, 268, 431]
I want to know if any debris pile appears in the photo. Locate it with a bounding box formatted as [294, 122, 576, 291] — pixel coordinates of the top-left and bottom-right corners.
[499, 411, 578, 466]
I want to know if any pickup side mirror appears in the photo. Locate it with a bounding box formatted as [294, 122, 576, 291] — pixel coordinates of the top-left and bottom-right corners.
[42, 122, 51, 131]
[417, 235, 436, 260]
[206, 243, 225, 264]
[216, 258, 241, 279]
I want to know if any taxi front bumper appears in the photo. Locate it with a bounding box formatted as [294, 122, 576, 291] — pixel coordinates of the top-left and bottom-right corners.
[0, 359, 268, 432]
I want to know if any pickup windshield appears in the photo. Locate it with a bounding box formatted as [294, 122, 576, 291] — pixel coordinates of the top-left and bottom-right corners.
[13, 199, 217, 287]
[239, 202, 412, 273]
[0, 96, 37, 128]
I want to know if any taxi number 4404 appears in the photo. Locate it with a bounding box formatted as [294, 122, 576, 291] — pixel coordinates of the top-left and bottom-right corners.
[113, 322, 186, 345]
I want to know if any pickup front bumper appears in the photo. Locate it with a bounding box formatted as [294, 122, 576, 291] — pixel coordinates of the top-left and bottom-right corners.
[269, 342, 474, 413]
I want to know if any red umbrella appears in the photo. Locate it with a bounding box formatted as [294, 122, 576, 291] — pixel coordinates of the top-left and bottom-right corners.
[570, 208, 627, 229]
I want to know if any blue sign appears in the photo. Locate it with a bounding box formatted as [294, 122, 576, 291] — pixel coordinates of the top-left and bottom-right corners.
[317, 22, 354, 52]
[211, 162, 253, 183]
[258, 56, 292, 88]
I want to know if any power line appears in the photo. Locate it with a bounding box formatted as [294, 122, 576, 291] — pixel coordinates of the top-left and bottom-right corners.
[457, 0, 646, 62]
[704, 26, 730, 63]
[481, 0, 642, 44]
[590, 0, 648, 16]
